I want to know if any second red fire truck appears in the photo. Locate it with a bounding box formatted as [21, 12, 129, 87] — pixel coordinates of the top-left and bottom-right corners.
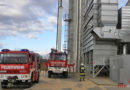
[0, 49, 41, 88]
[48, 49, 68, 78]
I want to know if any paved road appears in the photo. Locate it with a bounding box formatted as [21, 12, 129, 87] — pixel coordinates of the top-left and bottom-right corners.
[0, 72, 130, 90]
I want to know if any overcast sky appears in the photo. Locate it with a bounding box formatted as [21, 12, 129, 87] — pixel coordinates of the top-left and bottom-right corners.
[0, 0, 128, 57]
[0, 0, 68, 57]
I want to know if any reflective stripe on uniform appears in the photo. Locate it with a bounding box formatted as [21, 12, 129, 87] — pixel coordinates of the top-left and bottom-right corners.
[80, 73, 85, 75]
[81, 67, 85, 69]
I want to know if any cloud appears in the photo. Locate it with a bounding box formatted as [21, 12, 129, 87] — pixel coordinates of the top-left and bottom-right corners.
[48, 16, 57, 26]
[0, 0, 69, 40]
[0, 0, 68, 39]
[30, 0, 58, 15]
[0, 43, 3, 49]
[26, 33, 38, 39]
[34, 49, 50, 59]
[0, 42, 7, 49]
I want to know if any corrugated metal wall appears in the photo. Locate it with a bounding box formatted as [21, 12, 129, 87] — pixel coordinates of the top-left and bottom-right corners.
[81, 0, 118, 76]
[110, 55, 130, 84]
[110, 5, 130, 84]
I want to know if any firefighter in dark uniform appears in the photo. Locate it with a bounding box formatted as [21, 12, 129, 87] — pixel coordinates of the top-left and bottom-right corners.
[80, 63, 85, 81]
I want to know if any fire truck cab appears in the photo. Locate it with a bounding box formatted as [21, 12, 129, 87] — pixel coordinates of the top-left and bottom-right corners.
[48, 49, 68, 78]
[0, 49, 41, 88]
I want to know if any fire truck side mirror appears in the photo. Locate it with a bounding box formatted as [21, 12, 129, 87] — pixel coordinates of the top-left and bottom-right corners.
[29, 54, 32, 64]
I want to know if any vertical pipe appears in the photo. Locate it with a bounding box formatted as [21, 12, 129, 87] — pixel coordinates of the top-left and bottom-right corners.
[123, 44, 127, 55]
[57, 0, 63, 51]
[93, 64, 95, 78]
[77, 0, 79, 72]
[77, 0, 81, 72]
[59, 0, 62, 7]
[56, 0, 59, 50]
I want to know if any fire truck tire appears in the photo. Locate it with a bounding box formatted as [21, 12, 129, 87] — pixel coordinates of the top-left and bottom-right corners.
[28, 73, 34, 86]
[36, 73, 39, 83]
[48, 72, 51, 78]
[63, 72, 68, 78]
[1, 85, 7, 89]
[1, 82, 7, 89]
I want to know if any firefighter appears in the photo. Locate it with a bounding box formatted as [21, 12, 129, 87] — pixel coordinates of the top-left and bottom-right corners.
[80, 63, 85, 81]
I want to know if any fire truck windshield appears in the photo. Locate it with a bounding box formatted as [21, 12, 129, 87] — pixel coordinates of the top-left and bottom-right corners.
[50, 54, 67, 60]
[0, 53, 27, 64]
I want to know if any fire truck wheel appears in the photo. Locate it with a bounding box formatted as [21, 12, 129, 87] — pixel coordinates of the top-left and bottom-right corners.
[1, 85, 7, 89]
[63, 72, 68, 78]
[1, 82, 7, 89]
[48, 72, 51, 78]
[36, 73, 39, 83]
[28, 73, 34, 86]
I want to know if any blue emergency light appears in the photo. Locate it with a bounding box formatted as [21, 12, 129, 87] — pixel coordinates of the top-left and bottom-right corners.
[21, 49, 29, 52]
[1, 49, 10, 52]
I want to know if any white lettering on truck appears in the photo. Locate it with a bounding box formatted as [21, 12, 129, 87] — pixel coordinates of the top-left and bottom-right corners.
[1, 66, 24, 69]
[51, 62, 65, 66]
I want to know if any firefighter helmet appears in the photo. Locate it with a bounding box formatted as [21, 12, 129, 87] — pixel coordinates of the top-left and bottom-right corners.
[81, 63, 84, 66]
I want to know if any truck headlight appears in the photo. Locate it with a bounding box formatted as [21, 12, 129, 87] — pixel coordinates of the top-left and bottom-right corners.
[63, 68, 67, 71]
[49, 67, 52, 71]
[49, 68, 52, 71]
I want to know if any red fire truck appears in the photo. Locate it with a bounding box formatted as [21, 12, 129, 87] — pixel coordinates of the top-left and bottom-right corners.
[48, 49, 68, 78]
[0, 49, 41, 88]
